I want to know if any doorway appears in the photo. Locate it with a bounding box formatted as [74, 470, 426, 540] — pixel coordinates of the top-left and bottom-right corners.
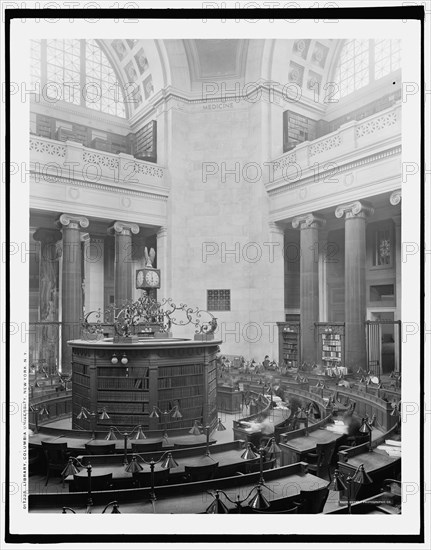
[366, 312, 400, 375]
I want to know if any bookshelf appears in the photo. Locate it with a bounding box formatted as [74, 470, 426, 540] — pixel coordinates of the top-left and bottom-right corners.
[315, 323, 345, 370]
[70, 340, 219, 431]
[277, 322, 300, 368]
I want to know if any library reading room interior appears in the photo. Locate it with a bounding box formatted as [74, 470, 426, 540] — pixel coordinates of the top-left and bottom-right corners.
[28, 38, 402, 515]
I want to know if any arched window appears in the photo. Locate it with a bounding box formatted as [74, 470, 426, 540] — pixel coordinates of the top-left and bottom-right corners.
[334, 39, 401, 99]
[30, 39, 126, 118]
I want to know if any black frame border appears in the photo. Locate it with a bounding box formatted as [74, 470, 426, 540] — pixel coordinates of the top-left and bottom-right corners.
[4, 5, 425, 545]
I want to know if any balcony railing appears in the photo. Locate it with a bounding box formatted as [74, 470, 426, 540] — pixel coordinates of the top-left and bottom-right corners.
[271, 102, 401, 187]
[30, 135, 166, 190]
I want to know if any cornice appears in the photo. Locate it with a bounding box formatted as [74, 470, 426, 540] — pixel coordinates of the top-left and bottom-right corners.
[30, 172, 169, 202]
[267, 146, 402, 197]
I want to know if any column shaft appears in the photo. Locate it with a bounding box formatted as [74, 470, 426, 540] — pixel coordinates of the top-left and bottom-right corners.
[108, 221, 140, 306]
[344, 216, 367, 369]
[292, 214, 325, 364]
[335, 201, 374, 371]
[57, 214, 89, 373]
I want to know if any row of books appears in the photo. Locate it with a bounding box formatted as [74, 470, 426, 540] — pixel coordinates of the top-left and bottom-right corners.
[158, 385, 203, 399]
[158, 364, 205, 378]
[98, 401, 147, 413]
[98, 377, 149, 390]
[97, 390, 149, 401]
[73, 373, 90, 387]
[158, 374, 203, 389]
[72, 363, 89, 376]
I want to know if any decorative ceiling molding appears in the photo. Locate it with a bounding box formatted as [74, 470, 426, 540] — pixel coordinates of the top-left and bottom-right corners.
[183, 39, 249, 82]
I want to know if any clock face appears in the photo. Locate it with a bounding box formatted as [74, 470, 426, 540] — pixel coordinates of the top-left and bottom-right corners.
[136, 270, 144, 287]
[145, 270, 160, 287]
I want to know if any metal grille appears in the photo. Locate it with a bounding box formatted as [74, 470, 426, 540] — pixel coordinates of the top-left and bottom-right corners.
[207, 289, 230, 311]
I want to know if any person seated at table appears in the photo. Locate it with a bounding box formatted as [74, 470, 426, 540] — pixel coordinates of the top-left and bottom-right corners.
[262, 355, 270, 370]
[240, 410, 275, 447]
[342, 413, 367, 446]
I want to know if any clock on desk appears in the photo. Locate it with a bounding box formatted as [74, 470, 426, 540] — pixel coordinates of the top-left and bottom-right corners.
[136, 268, 161, 289]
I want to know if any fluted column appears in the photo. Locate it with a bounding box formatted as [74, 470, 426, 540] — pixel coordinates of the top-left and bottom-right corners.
[108, 221, 140, 306]
[335, 201, 374, 370]
[33, 228, 62, 372]
[292, 213, 326, 364]
[56, 214, 89, 373]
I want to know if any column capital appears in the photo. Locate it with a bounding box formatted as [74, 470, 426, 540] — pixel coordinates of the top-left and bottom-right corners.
[292, 213, 326, 230]
[33, 227, 62, 244]
[335, 201, 374, 220]
[107, 221, 140, 236]
[56, 213, 89, 230]
[390, 189, 401, 206]
[157, 226, 168, 238]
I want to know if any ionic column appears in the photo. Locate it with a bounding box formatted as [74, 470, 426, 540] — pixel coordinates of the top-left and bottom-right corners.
[108, 221, 140, 306]
[33, 228, 62, 372]
[292, 213, 326, 364]
[56, 214, 89, 373]
[156, 226, 168, 297]
[390, 190, 402, 373]
[318, 229, 329, 322]
[335, 201, 374, 370]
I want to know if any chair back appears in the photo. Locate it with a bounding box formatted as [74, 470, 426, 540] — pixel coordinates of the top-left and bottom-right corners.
[315, 441, 337, 477]
[245, 459, 276, 474]
[41, 441, 69, 467]
[130, 441, 164, 454]
[184, 461, 219, 482]
[132, 468, 170, 488]
[297, 486, 329, 513]
[84, 443, 116, 455]
[72, 472, 113, 492]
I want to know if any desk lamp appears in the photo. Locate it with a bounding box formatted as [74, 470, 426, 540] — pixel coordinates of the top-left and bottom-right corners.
[124, 452, 179, 502]
[104, 425, 147, 465]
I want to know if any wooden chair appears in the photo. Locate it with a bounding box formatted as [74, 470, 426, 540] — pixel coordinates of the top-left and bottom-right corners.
[29, 447, 41, 475]
[184, 461, 219, 482]
[72, 472, 113, 492]
[244, 458, 276, 474]
[41, 441, 70, 486]
[132, 468, 170, 488]
[304, 440, 337, 480]
[296, 486, 329, 513]
[130, 441, 164, 454]
[84, 442, 116, 455]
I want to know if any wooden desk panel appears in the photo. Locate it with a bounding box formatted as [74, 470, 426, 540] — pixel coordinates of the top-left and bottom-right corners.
[67, 449, 255, 487]
[30, 463, 328, 514]
[29, 432, 213, 451]
[337, 448, 401, 502]
[280, 429, 343, 465]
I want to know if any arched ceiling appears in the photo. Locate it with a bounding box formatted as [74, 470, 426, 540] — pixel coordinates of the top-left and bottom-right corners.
[183, 39, 249, 81]
[100, 38, 342, 120]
